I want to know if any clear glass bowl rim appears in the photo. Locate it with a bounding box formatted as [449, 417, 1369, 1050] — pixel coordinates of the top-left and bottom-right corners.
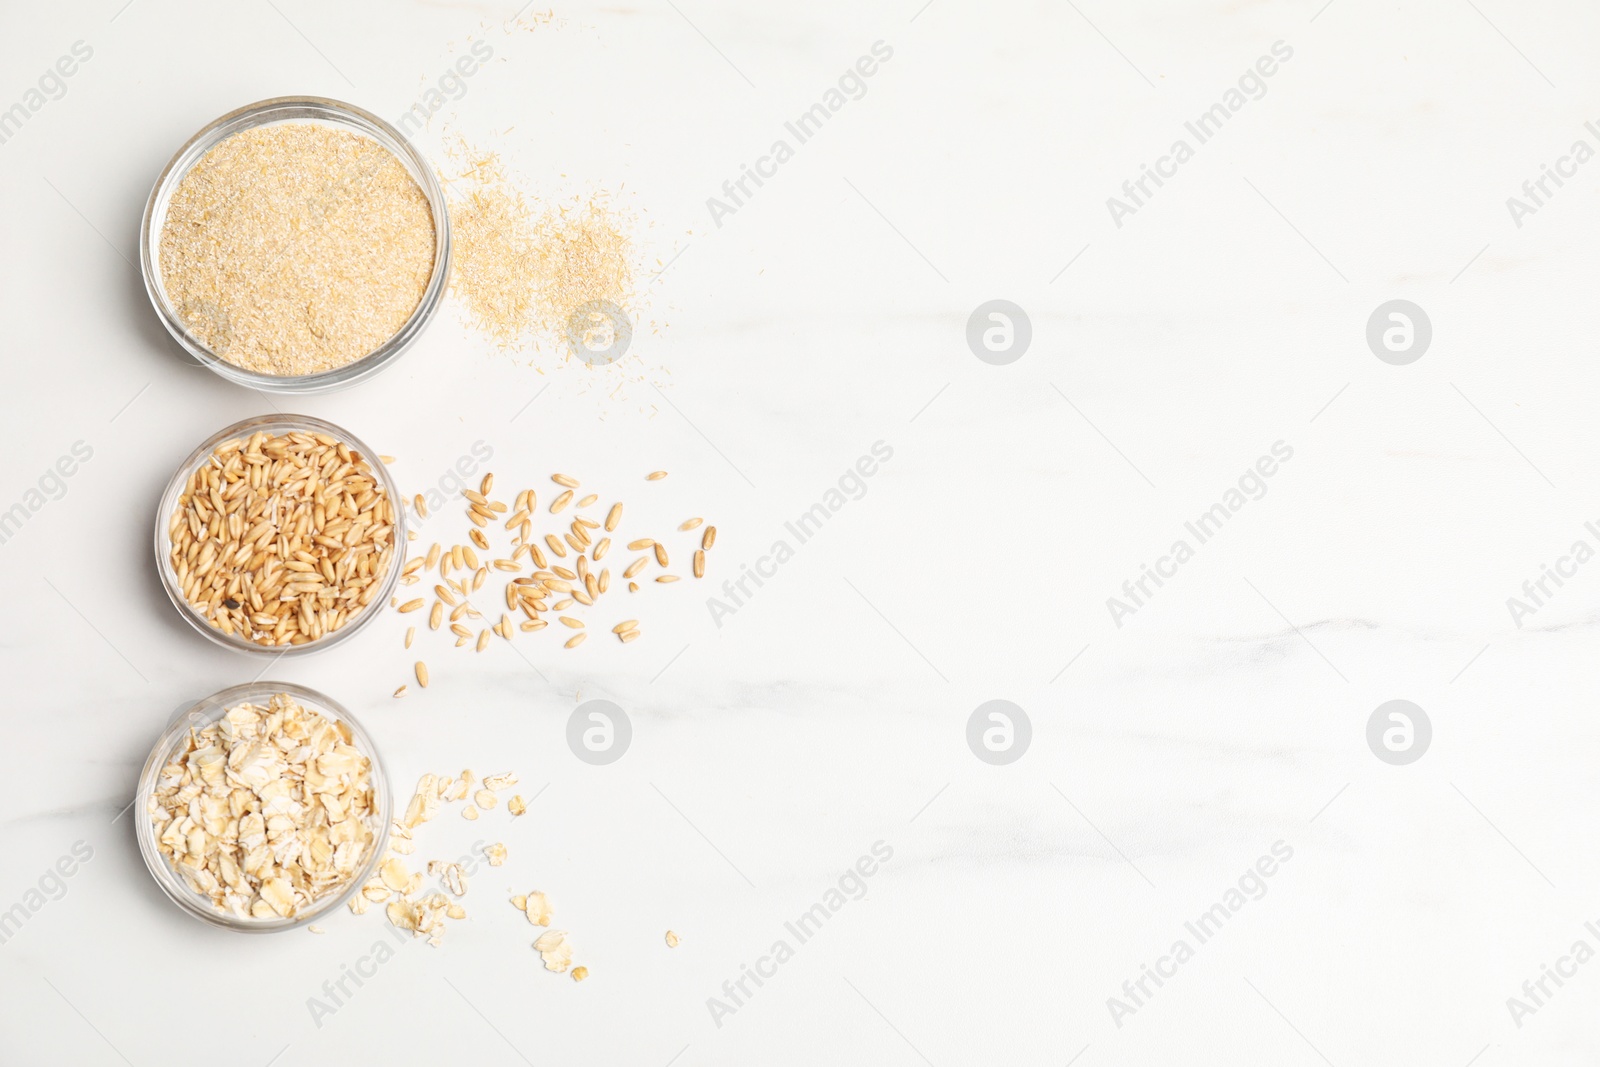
[153, 412, 407, 658]
[138, 95, 452, 395]
[133, 680, 392, 933]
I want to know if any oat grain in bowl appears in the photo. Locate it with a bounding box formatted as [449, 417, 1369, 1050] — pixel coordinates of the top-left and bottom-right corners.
[158, 122, 435, 376]
[162, 418, 400, 651]
[142, 689, 384, 925]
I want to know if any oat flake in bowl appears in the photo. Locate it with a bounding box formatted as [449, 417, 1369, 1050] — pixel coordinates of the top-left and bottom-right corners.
[138, 684, 388, 929]
[156, 116, 436, 377]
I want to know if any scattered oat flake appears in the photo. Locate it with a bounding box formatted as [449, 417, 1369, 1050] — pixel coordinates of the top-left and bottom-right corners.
[482, 842, 508, 867]
[571, 966, 589, 982]
[387, 899, 416, 931]
[525, 890, 553, 926]
[666, 930, 680, 948]
[534, 929, 573, 972]
[404, 775, 440, 828]
[380, 858, 411, 893]
[431, 862, 467, 896]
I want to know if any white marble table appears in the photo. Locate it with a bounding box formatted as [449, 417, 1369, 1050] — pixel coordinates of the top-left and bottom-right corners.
[2, 0, 1598, 1063]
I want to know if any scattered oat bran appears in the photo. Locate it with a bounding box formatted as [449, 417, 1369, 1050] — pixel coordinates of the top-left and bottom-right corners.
[159, 123, 435, 376]
[444, 161, 535, 347]
[442, 139, 636, 356]
[508, 8, 558, 31]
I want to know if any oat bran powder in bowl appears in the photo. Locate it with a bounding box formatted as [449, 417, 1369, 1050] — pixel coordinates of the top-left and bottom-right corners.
[158, 123, 435, 376]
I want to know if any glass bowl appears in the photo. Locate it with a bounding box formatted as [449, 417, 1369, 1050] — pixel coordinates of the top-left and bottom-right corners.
[139, 96, 451, 394]
[134, 681, 391, 933]
[154, 413, 406, 657]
